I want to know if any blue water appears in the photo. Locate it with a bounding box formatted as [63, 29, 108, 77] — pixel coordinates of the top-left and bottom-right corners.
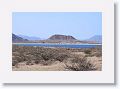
[14, 43, 102, 48]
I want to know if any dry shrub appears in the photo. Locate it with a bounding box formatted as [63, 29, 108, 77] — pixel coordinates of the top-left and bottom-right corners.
[34, 60, 40, 64]
[83, 47, 102, 57]
[93, 52, 102, 57]
[26, 60, 34, 65]
[65, 56, 96, 71]
[85, 52, 102, 57]
[41, 52, 53, 61]
[53, 53, 69, 62]
[12, 60, 18, 66]
[84, 49, 91, 54]
[12, 45, 70, 67]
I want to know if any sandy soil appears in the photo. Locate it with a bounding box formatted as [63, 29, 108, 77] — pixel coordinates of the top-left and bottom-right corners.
[87, 57, 102, 71]
[13, 56, 102, 71]
[13, 61, 66, 71]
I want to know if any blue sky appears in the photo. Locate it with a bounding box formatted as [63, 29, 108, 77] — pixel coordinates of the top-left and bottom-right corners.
[12, 12, 102, 40]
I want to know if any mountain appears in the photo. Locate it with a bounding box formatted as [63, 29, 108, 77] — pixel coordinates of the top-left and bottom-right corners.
[12, 34, 28, 42]
[86, 35, 102, 43]
[18, 35, 41, 40]
[48, 34, 77, 41]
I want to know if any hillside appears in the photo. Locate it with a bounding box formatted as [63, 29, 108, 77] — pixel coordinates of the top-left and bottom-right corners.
[86, 35, 102, 43]
[18, 35, 41, 40]
[48, 34, 77, 41]
[12, 34, 28, 42]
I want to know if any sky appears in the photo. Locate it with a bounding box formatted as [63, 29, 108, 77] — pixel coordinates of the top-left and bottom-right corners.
[12, 12, 102, 40]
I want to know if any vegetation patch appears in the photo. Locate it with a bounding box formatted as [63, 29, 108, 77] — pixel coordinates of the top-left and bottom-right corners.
[12, 45, 102, 71]
[65, 56, 97, 71]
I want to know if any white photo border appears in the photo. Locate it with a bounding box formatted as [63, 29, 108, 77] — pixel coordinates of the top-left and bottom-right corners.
[0, 0, 114, 83]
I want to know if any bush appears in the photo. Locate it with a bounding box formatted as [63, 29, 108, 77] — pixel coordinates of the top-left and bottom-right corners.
[84, 49, 91, 54]
[26, 60, 34, 65]
[12, 60, 18, 66]
[93, 52, 102, 57]
[54, 53, 69, 62]
[34, 60, 40, 64]
[65, 56, 96, 71]
[41, 53, 52, 61]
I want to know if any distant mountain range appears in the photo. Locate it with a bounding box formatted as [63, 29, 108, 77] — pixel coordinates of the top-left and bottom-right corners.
[18, 35, 41, 40]
[12, 34, 28, 42]
[85, 35, 102, 43]
[12, 33, 102, 44]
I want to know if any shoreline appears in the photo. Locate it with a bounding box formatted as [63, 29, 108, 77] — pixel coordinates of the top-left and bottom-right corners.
[12, 43, 102, 45]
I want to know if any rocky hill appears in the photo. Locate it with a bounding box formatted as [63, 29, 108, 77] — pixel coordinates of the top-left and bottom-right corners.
[48, 34, 77, 41]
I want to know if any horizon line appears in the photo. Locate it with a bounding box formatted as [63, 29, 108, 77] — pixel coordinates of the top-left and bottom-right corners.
[12, 33, 102, 40]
